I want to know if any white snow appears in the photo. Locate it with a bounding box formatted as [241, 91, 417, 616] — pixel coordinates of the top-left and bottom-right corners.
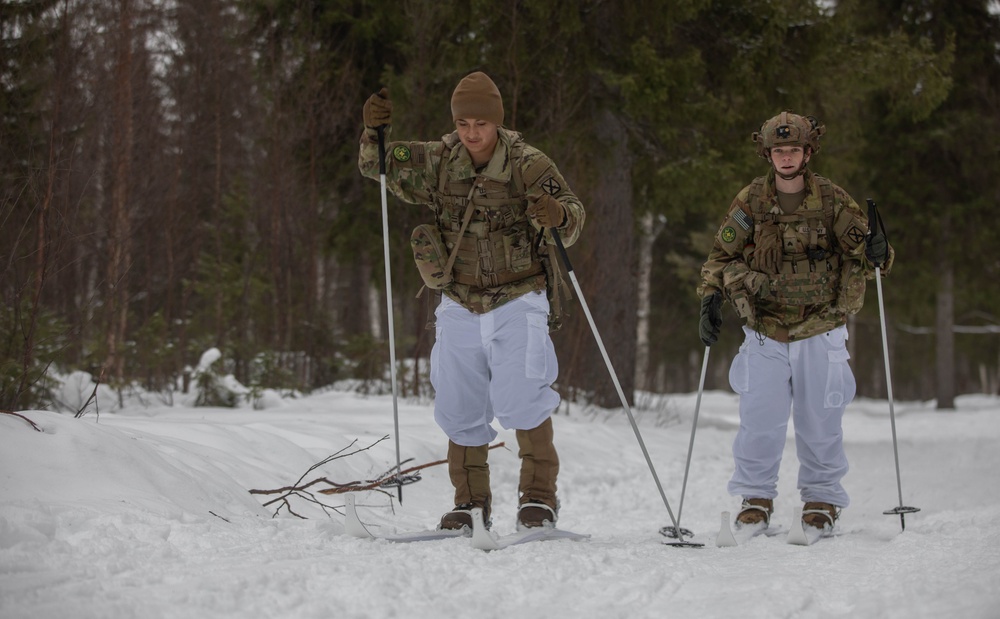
[2, 385, 999, 619]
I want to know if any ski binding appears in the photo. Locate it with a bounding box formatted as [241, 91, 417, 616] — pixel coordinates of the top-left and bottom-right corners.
[786, 506, 835, 546]
[715, 510, 787, 547]
[469, 507, 590, 550]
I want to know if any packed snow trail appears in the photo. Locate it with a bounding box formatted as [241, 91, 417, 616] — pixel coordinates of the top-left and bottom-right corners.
[2, 390, 999, 619]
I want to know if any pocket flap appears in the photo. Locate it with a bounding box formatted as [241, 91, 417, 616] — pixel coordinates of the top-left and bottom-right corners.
[827, 349, 851, 363]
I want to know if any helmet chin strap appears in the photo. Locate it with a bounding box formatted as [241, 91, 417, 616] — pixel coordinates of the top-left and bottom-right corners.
[770, 147, 811, 181]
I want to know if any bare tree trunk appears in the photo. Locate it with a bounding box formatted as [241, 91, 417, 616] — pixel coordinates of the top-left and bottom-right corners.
[13, 2, 73, 408]
[304, 41, 320, 362]
[213, 73, 225, 345]
[635, 211, 666, 392]
[105, 0, 135, 385]
[573, 107, 637, 408]
[935, 216, 956, 409]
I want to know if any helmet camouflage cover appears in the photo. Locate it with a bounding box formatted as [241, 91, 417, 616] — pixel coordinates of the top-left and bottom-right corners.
[752, 111, 826, 159]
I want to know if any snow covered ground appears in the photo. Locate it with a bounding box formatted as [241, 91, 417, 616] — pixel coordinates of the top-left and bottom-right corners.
[2, 382, 999, 619]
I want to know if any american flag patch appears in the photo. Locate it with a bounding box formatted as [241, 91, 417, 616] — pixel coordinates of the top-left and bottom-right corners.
[733, 209, 752, 231]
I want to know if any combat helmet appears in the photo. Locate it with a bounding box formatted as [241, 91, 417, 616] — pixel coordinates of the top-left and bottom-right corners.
[751, 111, 826, 160]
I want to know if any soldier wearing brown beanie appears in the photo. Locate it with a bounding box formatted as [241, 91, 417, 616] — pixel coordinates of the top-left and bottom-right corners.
[450, 71, 504, 125]
[359, 72, 585, 532]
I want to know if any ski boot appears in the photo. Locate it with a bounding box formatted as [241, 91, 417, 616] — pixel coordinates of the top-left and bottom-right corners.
[736, 498, 773, 528]
[516, 418, 559, 530]
[439, 441, 491, 531]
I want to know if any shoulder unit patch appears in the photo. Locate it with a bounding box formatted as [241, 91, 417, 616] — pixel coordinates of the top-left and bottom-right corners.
[392, 145, 411, 162]
[540, 176, 561, 195]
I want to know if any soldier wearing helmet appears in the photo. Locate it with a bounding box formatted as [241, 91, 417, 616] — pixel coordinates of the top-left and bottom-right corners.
[697, 111, 893, 540]
[752, 111, 825, 179]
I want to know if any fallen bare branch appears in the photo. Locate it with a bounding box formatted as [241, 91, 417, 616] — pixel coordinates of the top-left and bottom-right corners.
[249, 435, 395, 518]
[1, 410, 42, 432]
[317, 442, 506, 495]
[248, 439, 508, 518]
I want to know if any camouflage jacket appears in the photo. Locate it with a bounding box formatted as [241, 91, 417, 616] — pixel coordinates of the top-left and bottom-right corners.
[698, 169, 894, 342]
[359, 125, 585, 315]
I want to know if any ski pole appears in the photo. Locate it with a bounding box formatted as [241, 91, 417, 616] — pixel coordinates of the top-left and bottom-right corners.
[866, 198, 919, 531]
[377, 125, 404, 504]
[548, 228, 701, 548]
[661, 345, 710, 540]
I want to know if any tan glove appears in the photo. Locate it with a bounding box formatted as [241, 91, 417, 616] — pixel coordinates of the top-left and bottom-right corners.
[363, 87, 392, 128]
[526, 194, 566, 228]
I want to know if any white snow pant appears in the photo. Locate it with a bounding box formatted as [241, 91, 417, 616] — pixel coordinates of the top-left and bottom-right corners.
[430, 291, 560, 447]
[727, 324, 855, 508]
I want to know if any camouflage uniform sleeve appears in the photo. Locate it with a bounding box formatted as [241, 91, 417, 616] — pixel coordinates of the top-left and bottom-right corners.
[519, 145, 586, 247]
[829, 184, 895, 276]
[358, 126, 441, 205]
[698, 186, 755, 298]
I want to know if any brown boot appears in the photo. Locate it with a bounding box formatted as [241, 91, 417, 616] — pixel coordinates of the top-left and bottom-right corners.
[516, 417, 559, 529]
[736, 498, 773, 527]
[802, 502, 839, 530]
[439, 441, 491, 530]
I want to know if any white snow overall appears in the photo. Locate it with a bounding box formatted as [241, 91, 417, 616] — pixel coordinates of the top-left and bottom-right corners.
[727, 324, 855, 507]
[430, 291, 560, 446]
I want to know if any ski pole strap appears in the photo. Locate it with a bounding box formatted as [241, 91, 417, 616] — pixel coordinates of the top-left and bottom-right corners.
[377, 125, 387, 175]
[549, 228, 574, 274]
[866, 198, 888, 241]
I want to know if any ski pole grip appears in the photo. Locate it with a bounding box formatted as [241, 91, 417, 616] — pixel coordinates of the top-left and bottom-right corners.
[866, 197, 888, 269]
[377, 125, 387, 175]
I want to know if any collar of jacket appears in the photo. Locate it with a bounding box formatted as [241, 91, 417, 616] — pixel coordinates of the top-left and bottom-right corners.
[443, 127, 524, 183]
[764, 167, 819, 200]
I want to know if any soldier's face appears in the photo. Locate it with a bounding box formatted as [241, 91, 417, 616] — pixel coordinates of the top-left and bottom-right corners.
[770, 146, 809, 176]
[455, 118, 499, 166]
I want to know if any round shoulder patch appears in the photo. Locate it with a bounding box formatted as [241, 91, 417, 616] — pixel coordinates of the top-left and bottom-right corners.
[721, 226, 737, 243]
[392, 145, 411, 162]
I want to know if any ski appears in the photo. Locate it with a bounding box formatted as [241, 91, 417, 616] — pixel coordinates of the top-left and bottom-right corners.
[469, 507, 590, 551]
[343, 494, 469, 543]
[786, 507, 835, 546]
[715, 511, 787, 547]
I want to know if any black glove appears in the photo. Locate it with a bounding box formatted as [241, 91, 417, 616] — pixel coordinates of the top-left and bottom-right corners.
[865, 232, 888, 267]
[699, 292, 723, 347]
[363, 87, 392, 128]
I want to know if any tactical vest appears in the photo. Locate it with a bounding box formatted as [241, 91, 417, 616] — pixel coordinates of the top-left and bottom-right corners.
[746, 176, 840, 306]
[429, 134, 548, 289]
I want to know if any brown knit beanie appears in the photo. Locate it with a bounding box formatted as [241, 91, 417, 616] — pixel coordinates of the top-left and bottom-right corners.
[451, 72, 504, 126]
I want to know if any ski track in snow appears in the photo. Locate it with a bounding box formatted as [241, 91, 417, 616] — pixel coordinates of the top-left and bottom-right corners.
[2, 390, 999, 619]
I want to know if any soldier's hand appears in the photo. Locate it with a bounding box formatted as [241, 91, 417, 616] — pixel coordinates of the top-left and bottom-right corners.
[699, 292, 723, 347]
[865, 231, 888, 267]
[363, 87, 392, 128]
[526, 194, 566, 228]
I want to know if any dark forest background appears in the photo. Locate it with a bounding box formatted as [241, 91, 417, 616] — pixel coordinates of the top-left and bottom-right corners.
[3, 0, 999, 412]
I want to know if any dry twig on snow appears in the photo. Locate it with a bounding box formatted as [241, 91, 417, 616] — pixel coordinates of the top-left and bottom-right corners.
[249, 438, 506, 518]
[316, 441, 507, 496]
[1, 410, 42, 432]
[249, 435, 394, 518]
